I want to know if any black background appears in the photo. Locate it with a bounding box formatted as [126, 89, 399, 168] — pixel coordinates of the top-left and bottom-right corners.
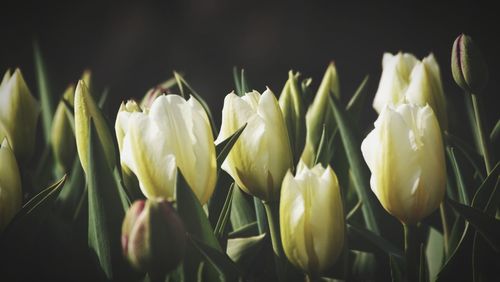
[1, 0, 498, 127]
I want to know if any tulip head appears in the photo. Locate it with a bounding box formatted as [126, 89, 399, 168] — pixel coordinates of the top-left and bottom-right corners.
[280, 162, 345, 275]
[121, 199, 186, 274]
[279, 71, 306, 164]
[120, 95, 217, 204]
[451, 34, 489, 94]
[51, 85, 76, 172]
[0, 69, 40, 161]
[0, 139, 22, 230]
[361, 104, 446, 224]
[302, 63, 339, 165]
[216, 89, 293, 202]
[74, 80, 116, 173]
[373, 52, 447, 129]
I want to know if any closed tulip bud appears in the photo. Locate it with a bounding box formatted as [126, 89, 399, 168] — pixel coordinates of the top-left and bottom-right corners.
[0, 69, 40, 161]
[216, 89, 293, 202]
[51, 85, 76, 172]
[373, 52, 447, 129]
[280, 161, 345, 275]
[120, 95, 217, 204]
[361, 104, 446, 224]
[279, 71, 306, 164]
[121, 199, 186, 274]
[451, 34, 489, 94]
[74, 80, 116, 173]
[302, 62, 340, 165]
[0, 139, 22, 230]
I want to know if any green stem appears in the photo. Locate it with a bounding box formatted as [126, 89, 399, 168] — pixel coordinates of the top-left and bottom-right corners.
[404, 224, 419, 282]
[471, 93, 492, 174]
[439, 203, 449, 256]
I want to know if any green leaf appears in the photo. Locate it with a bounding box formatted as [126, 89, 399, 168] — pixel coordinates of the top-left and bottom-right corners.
[228, 221, 259, 239]
[33, 41, 54, 143]
[214, 183, 234, 239]
[471, 161, 500, 214]
[346, 75, 369, 118]
[329, 95, 381, 234]
[447, 147, 470, 205]
[490, 118, 500, 142]
[227, 234, 267, 270]
[425, 227, 444, 282]
[445, 132, 485, 181]
[447, 199, 500, 251]
[188, 235, 241, 282]
[230, 184, 256, 231]
[216, 123, 247, 168]
[87, 118, 128, 280]
[347, 223, 403, 258]
[173, 72, 218, 135]
[253, 197, 268, 235]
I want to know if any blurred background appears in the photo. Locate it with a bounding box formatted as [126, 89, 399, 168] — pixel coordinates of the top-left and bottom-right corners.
[1, 0, 498, 126]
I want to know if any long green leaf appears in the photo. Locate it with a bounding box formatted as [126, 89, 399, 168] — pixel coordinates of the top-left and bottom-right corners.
[188, 235, 241, 282]
[33, 41, 54, 143]
[87, 119, 128, 280]
[447, 147, 470, 205]
[329, 95, 381, 234]
[447, 199, 500, 251]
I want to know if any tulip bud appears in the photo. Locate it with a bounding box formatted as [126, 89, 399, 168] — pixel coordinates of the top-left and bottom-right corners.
[0, 139, 22, 230]
[279, 71, 306, 164]
[280, 161, 345, 275]
[361, 104, 446, 224]
[121, 199, 186, 274]
[74, 80, 116, 173]
[120, 95, 217, 204]
[373, 52, 447, 129]
[0, 68, 40, 161]
[302, 62, 339, 166]
[216, 89, 293, 202]
[51, 85, 76, 172]
[451, 34, 489, 94]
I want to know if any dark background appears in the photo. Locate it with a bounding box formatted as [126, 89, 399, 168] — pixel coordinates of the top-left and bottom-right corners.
[1, 0, 498, 126]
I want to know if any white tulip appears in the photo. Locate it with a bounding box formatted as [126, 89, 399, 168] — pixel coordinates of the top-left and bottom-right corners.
[120, 95, 217, 204]
[361, 104, 446, 224]
[216, 89, 292, 202]
[280, 161, 345, 275]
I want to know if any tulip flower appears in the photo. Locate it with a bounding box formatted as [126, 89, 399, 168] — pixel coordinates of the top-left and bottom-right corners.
[51, 85, 76, 172]
[119, 94, 217, 204]
[121, 199, 186, 275]
[302, 63, 339, 165]
[0, 139, 22, 230]
[216, 89, 293, 202]
[361, 104, 446, 224]
[280, 161, 345, 275]
[451, 34, 489, 94]
[0, 69, 40, 161]
[372, 52, 447, 129]
[74, 80, 116, 173]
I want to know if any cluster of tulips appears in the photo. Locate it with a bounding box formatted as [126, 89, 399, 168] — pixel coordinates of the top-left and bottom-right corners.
[0, 34, 498, 281]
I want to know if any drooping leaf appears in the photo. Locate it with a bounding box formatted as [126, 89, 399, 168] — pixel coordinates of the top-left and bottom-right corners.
[329, 95, 381, 234]
[447, 199, 500, 251]
[188, 235, 241, 282]
[215, 123, 247, 168]
[33, 41, 54, 143]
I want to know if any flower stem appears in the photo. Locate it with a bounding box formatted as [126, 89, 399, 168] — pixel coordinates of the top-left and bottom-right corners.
[471, 93, 492, 174]
[404, 224, 419, 282]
